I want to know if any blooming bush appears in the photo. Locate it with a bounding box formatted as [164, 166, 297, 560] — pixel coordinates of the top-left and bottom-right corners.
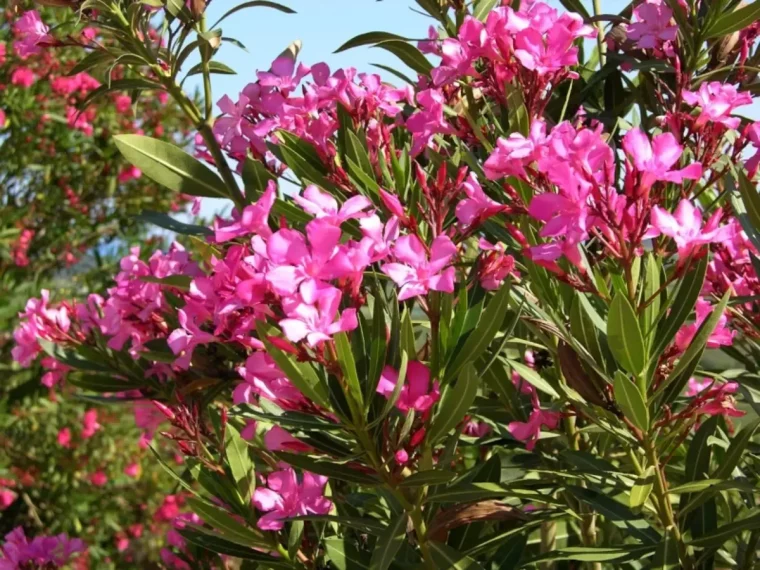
[8, 0, 760, 569]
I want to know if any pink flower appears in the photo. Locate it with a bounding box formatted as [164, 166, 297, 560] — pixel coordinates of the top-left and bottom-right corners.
[257, 56, 311, 93]
[455, 173, 504, 226]
[214, 180, 276, 242]
[114, 94, 132, 114]
[252, 468, 332, 531]
[279, 285, 358, 347]
[626, 1, 677, 50]
[264, 426, 311, 453]
[0, 527, 86, 568]
[10, 67, 35, 88]
[682, 81, 752, 129]
[117, 166, 142, 183]
[0, 489, 17, 511]
[235, 352, 307, 408]
[89, 471, 108, 487]
[81, 409, 101, 439]
[406, 89, 456, 156]
[477, 239, 515, 290]
[623, 128, 703, 190]
[688, 381, 743, 418]
[648, 199, 734, 259]
[746, 122, 760, 176]
[57, 428, 72, 448]
[463, 419, 491, 437]
[508, 408, 561, 450]
[381, 235, 457, 301]
[675, 298, 735, 352]
[513, 17, 595, 75]
[124, 463, 141, 478]
[13, 10, 51, 58]
[294, 185, 372, 225]
[376, 361, 440, 413]
[214, 93, 250, 146]
[167, 307, 216, 369]
[484, 122, 546, 180]
[685, 377, 713, 397]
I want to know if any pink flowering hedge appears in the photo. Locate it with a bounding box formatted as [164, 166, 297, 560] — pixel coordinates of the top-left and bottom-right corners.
[7, 0, 760, 568]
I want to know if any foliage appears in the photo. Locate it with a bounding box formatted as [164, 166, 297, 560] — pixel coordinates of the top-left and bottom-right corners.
[7, 0, 760, 569]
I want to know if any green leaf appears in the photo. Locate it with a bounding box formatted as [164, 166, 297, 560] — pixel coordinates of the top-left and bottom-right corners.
[654, 290, 731, 400]
[570, 293, 606, 367]
[334, 31, 408, 53]
[210, 0, 295, 28]
[256, 323, 331, 409]
[429, 542, 485, 569]
[508, 360, 560, 398]
[613, 371, 649, 431]
[335, 331, 364, 414]
[557, 0, 591, 19]
[608, 294, 647, 375]
[714, 417, 760, 479]
[225, 424, 255, 504]
[641, 253, 662, 338]
[398, 470, 458, 488]
[275, 452, 382, 485]
[650, 256, 707, 361]
[472, 0, 498, 20]
[689, 511, 760, 549]
[425, 483, 558, 505]
[736, 167, 760, 230]
[291, 515, 385, 535]
[400, 308, 416, 358]
[141, 275, 193, 290]
[325, 537, 372, 570]
[38, 340, 111, 373]
[704, 1, 760, 38]
[371, 40, 432, 76]
[114, 134, 229, 199]
[241, 156, 276, 197]
[67, 50, 113, 76]
[179, 527, 287, 566]
[686, 415, 719, 482]
[630, 466, 655, 509]
[369, 512, 407, 570]
[530, 545, 655, 564]
[68, 374, 136, 393]
[566, 486, 660, 544]
[136, 210, 212, 236]
[186, 497, 271, 549]
[446, 283, 511, 382]
[186, 61, 237, 77]
[366, 296, 388, 402]
[428, 363, 480, 444]
[651, 531, 681, 570]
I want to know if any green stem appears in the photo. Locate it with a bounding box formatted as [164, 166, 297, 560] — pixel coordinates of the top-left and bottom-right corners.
[592, 0, 606, 69]
[644, 437, 693, 570]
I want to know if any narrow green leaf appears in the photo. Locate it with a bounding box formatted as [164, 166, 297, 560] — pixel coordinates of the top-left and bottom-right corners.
[210, 0, 295, 29]
[186, 60, 237, 77]
[429, 363, 480, 444]
[371, 40, 432, 75]
[136, 210, 212, 236]
[186, 497, 271, 549]
[369, 513, 407, 570]
[446, 283, 510, 382]
[325, 537, 372, 569]
[275, 452, 381, 485]
[114, 134, 229, 199]
[398, 470, 458, 488]
[334, 331, 364, 414]
[508, 360, 559, 398]
[689, 511, 760, 549]
[651, 530, 680, 570]
[608, 294, 647, 375]
[705, 1, 760, 38]
[629, 466, 655, 509]
[429, 541, 485, 569]
[335, 31, 408, 53]
[613, 371, 649, 431]
[241, 156, 276, 197]
[225, 424, 255, 504]
[472, 0, 498, 20]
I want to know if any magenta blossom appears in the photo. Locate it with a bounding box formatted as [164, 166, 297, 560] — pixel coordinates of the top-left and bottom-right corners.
[682, 81, 753, 129]
[455, 173, 504, 226]
[0, 527, 85, 569]
[484, 121, 546, 180]
[508, 407, 561, 450]
[167, 308, 216, 369]
[13, 10, 51, 58]
[622, 128, 703, 191]
[626, 1, 677, 50]
[648, 199, 734, 259]
[675, 298, 735, 352]
[264, 426, 311, 453]
[406, 89, 456, 156]
[252, 468, 332, 531]
[214, 180, 276, 242]
[381, 235, 457, 301]
[376, 361, 440, 413]
[235, 352, 307, 408]
[294, 185, 372, 225]
[278, 284, 358, 347]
